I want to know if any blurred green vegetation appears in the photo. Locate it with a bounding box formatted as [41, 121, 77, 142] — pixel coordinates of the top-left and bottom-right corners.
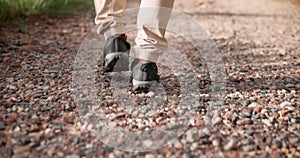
[0, 0, 94, 22]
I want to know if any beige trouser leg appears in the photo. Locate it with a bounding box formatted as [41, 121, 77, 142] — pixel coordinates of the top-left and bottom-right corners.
[135, 0, 174, 62]
[94, 0, 174, 61]
[94, 0, 126, 39]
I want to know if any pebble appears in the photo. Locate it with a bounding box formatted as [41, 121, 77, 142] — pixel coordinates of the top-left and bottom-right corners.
[14, 126, 21, 132]
[242, 145, 254, 151]
[145, 154, 156, 158]
[19, 135, 30, 144]
[110, 112, 126, 120]
[131, 110, 139, 117]
[295, 117, 300, 124]
[143, 140, 153, 147]
[0, 123, 5, 130]
[241, 139, 250, 145]
[66, 155, 80, 158]
[212, 116, 222, 125]
[261, 108, 268, 114]
[13, 146, 30, 155]
[166, 111, 175, 118]
[46, 148, 55, 157]
[72, 137, 80, 144]
[280, 101, 294, 110]
[248, 102, 259, 108]
[63, 112, 75, 123]
[262, 119, 272, 126]
[86, 144, 93, 149]
[190, 142, 198, 151]
[6, 112, 18, 124]
[224, 138, 237, 150]
[254, 106, 262, 113]
[236, 118, 253, 125]
[57, 152, 64, 157]
[29, 141, 41, 148]
[212, 139, 220, 147]
[108, 153, 115, 158]
[288, 137, 299, 144]
[145, 91, 155, 98]
[186, 130, 197, 143]
[175, 142, 184, 149]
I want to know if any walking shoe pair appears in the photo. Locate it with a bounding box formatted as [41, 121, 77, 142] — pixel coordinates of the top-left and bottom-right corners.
[102, 34, 160, 93]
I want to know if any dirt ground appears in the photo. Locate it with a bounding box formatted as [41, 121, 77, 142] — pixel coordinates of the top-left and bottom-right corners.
[0, 0, 299, 157]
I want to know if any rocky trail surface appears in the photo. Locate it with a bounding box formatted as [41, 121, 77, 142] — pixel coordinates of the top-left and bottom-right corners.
[0, 0, 299, 157]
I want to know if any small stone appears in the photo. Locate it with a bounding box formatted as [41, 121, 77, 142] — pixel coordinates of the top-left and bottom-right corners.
[65, 105, 73, 111]
[13, 126, 21, 133]
[57, 152, 64, 157]
[242, 109, 252, 117]
[254, 107, 262, 113]
[47, 148, 55, 157]
[182, 153, 191, 158]
[145, 91, 155, 98]
[175, 142, 184, 149]
[131, 110, 139, 117]
[44, 128, 51, 135]
[246, 130, 254, 136]
[6, 112, 18, 124]
[13, 146, 30, 155]
[29, 141, 40, 148]
[195, 118, 202, 127]
[288, 137, 299, 144]
[198, 127, 210, 138]
[145, 154, 156, 158]
[108, 153, 115, 158]
[280, 101, 294, 110]
[241, 139, 250, 145]
[236, 118, 253, 125]
[86, 144, 93, 149]
[262, 119, 272, 126]
[271, 144, 278, 150]
[66, 155, 80, 158]
[248, 102, 259, 108]
[261, 108, 268, 114]
[31, 114, 39, 120]
[224, 138, 237, 150]
[190, 142, 198, 151]
[166, 111, 175, 118]
[272, 140, 283, 148]
[143, 140, 153, 147]
[110, 112, 126, 120]
[0, 123, 5, 130]
[19, 135, 30, 144]
[186, 130, 197, 143]
[52, 125, 63, 131]
[63, 112, 75, 123]
[30, 124, 40, 132]
[212, 139, 220, 147]
[72, 137, 80, 144]
[242, 145, 254, 151]
[295, 117, 300, 124]
[3, 56, 10, 62]
[28, 132, 41, 140]
[271, 108, 278, 112]
[212, 117, 222, 125]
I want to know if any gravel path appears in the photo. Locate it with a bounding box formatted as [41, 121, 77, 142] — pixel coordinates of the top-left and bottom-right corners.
[1, 0, 299, 157]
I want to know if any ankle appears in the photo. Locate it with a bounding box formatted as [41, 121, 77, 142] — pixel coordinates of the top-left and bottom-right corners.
[134, 58, 153, 63]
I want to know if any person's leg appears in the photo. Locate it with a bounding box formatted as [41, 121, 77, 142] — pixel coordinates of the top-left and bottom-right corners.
[94, 0, 130, 72]
[94, 0, 127, 39]
[131, 0, 174, 92]
[134, 0, 174, 62]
